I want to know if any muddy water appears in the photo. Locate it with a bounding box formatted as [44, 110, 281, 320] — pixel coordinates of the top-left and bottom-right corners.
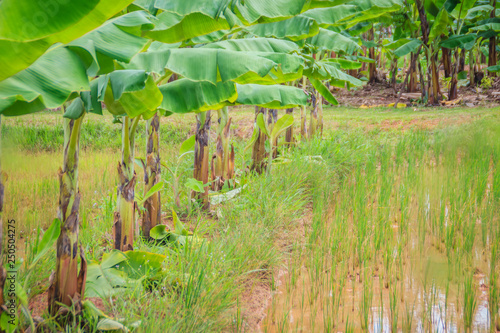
[262, 156, 499, 332]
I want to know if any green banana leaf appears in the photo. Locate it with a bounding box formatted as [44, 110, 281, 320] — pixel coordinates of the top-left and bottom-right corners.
[439, 34, 477, 49]
[428, 9, 449, 42]
[0, 0, 136, 81]
[0, 46, 89, 116]
[245, 16, 319, 41]
[393, 39, 422, 58]
[104, 70, 163, 119]
[158, 79, 237, 114]
[201, 37, 300, 52]
[68, 11, 155, 76]
[307, 28, 361, 54]
[122, 48, 276, 84]
[301, 5, 358, 26]
[235, 84, 308, 109]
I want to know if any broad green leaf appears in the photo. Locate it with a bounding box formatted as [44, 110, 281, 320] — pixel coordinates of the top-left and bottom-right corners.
[185, 178, 205, 193]
[179, 135, 196, 155]
[439, 34, 477, 49]
[245, 16, 319, 41]
[138, 182, 164, 205]
[256, 113, 269, 136]
[301, 5, 358, 26]
[150, 225, 170, 241]
[159, 79, 237, 114]
[121, 250, 166, 279]
[245, 125, 260, 152]
[28, 219, 61, 270]
[64, 98, 86, 120]
[124, 48, 276, 84]
[465, 5, 494, 19]
[309, 78, 339, 105]
[231, 0, 310, 25]
[270, 114, 294, 141]
[326, 58, 362, 69]
[307, 28, 361, 54]
[201, 38, 300, 52]
[393, 39, 422, 58]
[486, 65, 500, 73]
[0, 46, 89, 117]
[68, 11, 154, 76]
[345, 0, 403, 26]
[235, 84, 308, 109]
[429, 9, 449, 42]
[471, 23, 500, 32]
[384, 38, 412, 50]
[0, 0, 136, 81]
[104, 71, 163, 118]
[307, 61, 362, 88]
[96, 318, 128, 332]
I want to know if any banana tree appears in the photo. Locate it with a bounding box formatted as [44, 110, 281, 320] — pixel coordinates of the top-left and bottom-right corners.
[0, 9, 156, 316]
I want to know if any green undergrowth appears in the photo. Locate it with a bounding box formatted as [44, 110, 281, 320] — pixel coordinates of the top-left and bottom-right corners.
[11, 108, 500, 332]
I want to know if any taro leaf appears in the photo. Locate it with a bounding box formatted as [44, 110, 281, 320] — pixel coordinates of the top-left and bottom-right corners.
[256, 113, 270, 136]
[270, 114, 294, 141]
[120, 251, 166, 280]
[309, 78, 339, 105]
[85, 251, 132, 298]
[172, 210, 190, 237]
[185, 178, 205, 193]
[150, 225, 170, 241]
[179, 135, 196, 156]
[29, 218, 61, 270]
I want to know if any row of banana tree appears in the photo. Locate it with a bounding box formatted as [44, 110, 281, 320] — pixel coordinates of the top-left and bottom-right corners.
[0, 0, 425, 329]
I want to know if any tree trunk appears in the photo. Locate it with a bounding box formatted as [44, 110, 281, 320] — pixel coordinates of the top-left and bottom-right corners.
[368, 26, 378, 84]
[194, 111, 210, 209]
[459, 49, 466, 72]
[114, 116, 140, 251]
[442, 48, 452, 78]
[48, 113, 87, 315]
[285, 108, 294, 148]
[430, 53, 441, 104]
[0, 116, 6, 319]
[488, 0, 497, 77]
[300, 77, 308, 139]
[268, 109, 278, 158]
[407, 53, 418, 92]
[309, 93, 318, 137]
[470, 49, 476, 87]
[212, 107, 232, 191]
[142, 113, 161, 239]
[251, 107, 268, 174]
[418, 57, 428, 102]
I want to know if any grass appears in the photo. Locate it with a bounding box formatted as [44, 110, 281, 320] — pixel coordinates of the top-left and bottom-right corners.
[4, 105, 500, 332]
